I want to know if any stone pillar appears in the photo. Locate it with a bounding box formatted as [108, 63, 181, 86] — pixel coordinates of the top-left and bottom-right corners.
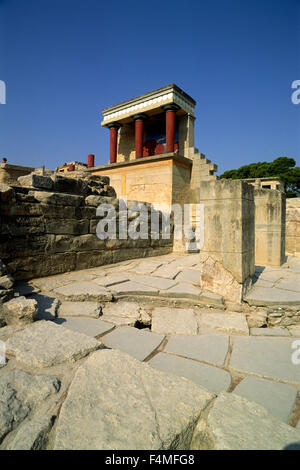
[254, 189, 286, 266]
[133, 114, 147, 158]
[164, 105, 179, 153]
[198, 179, 255, 303]
[108, 123, 120, 164]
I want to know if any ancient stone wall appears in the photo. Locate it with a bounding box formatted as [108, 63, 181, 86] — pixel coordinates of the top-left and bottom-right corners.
[286, 198, 300, 258]
[254, 189, 286, 266]
[0, 175, 173, 280]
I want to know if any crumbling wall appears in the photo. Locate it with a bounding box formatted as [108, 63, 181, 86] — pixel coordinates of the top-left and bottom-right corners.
[0, 174, 172, 280]
[254, 189, 286, 266]
[286, 198, 300, 258]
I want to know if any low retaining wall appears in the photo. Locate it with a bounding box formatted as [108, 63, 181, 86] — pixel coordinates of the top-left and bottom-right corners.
[0, 175, 172, 280]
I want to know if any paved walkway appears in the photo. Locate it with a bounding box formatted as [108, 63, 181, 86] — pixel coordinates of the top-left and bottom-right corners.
[11, 253, 299, 428]
[245, 257, 300, 306]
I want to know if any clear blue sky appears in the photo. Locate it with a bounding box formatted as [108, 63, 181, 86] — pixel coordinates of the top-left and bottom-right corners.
[0, 0, 299, 174]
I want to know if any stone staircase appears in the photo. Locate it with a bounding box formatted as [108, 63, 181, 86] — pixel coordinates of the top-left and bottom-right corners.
[188, 148, 218, 190]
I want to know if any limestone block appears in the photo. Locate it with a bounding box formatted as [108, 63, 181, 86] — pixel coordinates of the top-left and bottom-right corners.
[0, 183, 15, 202]
[0, 296, 38, 325]
[0, 274, 14, 290]
[52, 175, 90, 195]
[6, 320, 102, 368]
[53, 349, 214, 450]
[190, 392, 300, 450]
[151, 307, 198, 335]
[34, 191, 84, 207]
[0, 370, 60, 443]
[6, 414, 55, 450]
[17, 174, 53, 190]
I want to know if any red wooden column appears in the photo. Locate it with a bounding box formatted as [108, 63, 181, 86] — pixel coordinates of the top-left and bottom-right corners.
[133, 114, 147, 158]
[108, 123, 120, 164]
[164, 105, 179, 153]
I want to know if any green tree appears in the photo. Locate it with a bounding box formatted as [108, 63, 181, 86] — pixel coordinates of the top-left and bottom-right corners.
[219, 157, 300, 197]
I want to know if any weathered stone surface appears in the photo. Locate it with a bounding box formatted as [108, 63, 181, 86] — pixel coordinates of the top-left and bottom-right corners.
[149, 353, 231, 394]
[52, 175, 90, 195]
[176, 269, 201, 284]
[101, 326, 164, 361]
[288, 325, 300, 337]
[53, 349, 214, 450]
[0, 296, 38, 325]
[250, 327, 290, 337]
[131, 274, 177, 290]
[190, 392, 300, 450]
[198, 312, 249, 336]
[54, 317, 114, 338]
[233, 376, 297, 423]
[151, 307, 198, 335]
[230, 336, 300, 384]
[0, 325, 25, 341]
[94, 273, 130, 287]
[45, 218, 89, 235]
[85, 195, 112, 207]
[245, 286, 300, 306]
[110, 281, 159, 297]
[6, 414, 54, 450]
[153, 265, 182, 279]
[101, 301, 151, 325]
[0, 274, 14, 290]
[53, 281, 112, 301]
[165, 334, 229, 367]
[200, 291, 224, 306]
[247, 310, 267, 328]
[6, 321, 102, 368]
[160, 282, 201, 300]
[129, 260, 163, 275]
[18, 174, 53, 190]
[200, 257, 243, 303]
[0, 370, 60, 443]
[34, 191, 84, 207]
[0, 184, 15, 202]
[58, 301, 101, 318]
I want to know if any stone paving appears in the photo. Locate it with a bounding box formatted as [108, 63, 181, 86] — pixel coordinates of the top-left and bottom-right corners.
[245, 257, 300, 306]
[2, 252, 300, 449]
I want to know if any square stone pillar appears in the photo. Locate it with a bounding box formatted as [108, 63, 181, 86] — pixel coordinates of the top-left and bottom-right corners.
[254, 189, 286, 266]
[198, 179, 255, 303]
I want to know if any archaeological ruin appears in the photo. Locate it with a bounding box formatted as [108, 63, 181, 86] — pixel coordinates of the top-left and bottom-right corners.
[0, 84, 300, 450]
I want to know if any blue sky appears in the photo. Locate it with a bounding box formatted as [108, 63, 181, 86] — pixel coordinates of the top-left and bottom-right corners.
[0, 0, 299, 174]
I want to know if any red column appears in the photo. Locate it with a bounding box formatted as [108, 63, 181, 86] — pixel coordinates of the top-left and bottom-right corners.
[87, 154, 95, 167]
[135, 118, 144, 158]
[108, 124, 119, 164]
[165, 108, 176, 153]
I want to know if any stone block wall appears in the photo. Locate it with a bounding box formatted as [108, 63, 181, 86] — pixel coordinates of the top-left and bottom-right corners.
[286, 198, 300, 258]
[0, 175, 173, 280]
[254, 189, 286, 266]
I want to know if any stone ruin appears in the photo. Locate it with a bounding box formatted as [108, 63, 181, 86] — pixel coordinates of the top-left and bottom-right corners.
[0, 84, 299, 451]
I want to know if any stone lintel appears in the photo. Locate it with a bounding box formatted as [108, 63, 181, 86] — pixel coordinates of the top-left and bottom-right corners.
[101, 84, 196, 127]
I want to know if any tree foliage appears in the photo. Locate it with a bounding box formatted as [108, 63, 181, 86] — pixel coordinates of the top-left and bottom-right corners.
[219, 157, 300, 197]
